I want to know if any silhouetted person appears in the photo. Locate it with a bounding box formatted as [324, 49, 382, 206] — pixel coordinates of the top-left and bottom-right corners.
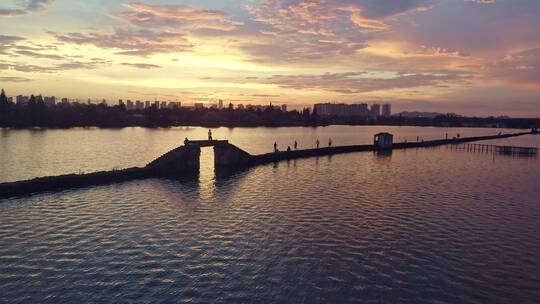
[328, 138, 332, 147]
[316, 139, 320, 148]
[274, 142, 278, 152]
[457, 133, 461, 139]
[294, 140, 298, 150]
[208, 129, 213, 141]
[287, 146, 291, 152]
[184, 137, 189, 145]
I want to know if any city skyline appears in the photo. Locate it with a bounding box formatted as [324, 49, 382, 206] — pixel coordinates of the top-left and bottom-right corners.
[1, 0, 540, 117]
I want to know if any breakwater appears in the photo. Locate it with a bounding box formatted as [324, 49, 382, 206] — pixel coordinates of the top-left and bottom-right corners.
[0, 131, 533, 199]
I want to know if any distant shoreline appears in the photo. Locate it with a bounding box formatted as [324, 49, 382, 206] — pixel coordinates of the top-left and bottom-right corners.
[0, 121, 537, 131]
[1, 103, 539, 130]
[0, 122, 535, 131]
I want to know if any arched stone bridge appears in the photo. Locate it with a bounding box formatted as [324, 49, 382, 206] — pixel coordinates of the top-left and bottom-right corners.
[146, 140, 253, 175]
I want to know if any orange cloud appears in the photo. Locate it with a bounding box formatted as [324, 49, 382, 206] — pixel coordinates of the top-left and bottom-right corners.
[117, 2, 243, 31]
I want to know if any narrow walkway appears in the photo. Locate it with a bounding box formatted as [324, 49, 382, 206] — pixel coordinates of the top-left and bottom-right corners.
[0, 130, 535, 199]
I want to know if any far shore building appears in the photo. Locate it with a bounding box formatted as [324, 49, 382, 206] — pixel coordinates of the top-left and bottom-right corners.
[382, 103, 392, 117]
[370, 104, 381, 117]
[16, 95, 29, 106]
[195, 103, 204, 110]
[44, 96, 56, 107]
[313, 103, 370, 117]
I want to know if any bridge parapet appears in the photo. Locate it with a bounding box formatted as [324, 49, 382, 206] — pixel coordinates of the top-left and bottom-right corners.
[186, 140, 228, 147]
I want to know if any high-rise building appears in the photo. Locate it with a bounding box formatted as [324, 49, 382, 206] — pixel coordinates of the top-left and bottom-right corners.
[313, 103, 369, 117]
[126, 100, 134, 111]
[281, 104, 288, 112]
[370, 104, 381, 117]
[195, 103, 204, 110]
[44, 96, 56, 107]
[145, 100, 151, 109]
[161, 101, 167, 109]
[136, 100, 144, 110]
[218, 99, 223, 109]
[382, 104, 392, 117]
[16, 95, 29, 106]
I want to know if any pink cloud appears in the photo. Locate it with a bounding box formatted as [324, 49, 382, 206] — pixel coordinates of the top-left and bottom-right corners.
[117, 2, 243, 31]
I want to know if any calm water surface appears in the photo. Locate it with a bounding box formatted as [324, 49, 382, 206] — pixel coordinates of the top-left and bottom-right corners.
[0, 126, 539, 303]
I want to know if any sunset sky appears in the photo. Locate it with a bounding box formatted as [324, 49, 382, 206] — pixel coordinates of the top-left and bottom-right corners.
[0, 0, 539, 116]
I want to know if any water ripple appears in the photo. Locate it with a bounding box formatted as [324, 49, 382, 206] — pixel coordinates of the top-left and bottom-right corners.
[1, 138, 540, 303]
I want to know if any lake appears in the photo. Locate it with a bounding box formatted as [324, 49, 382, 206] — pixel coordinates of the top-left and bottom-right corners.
[0, 126, 539, 303]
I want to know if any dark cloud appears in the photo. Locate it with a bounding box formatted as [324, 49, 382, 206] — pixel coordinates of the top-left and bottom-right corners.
[391, 0, 540, 55]
[0, 0, 55, 17]
[121, 62, 162, 69]
[0, 58, 110, 73]
[55, 58, 110, 70]
[0, 76, 32, 82]
[0, 34, 24, 54]
[52, 29, 193, 56]
[261, 71, 470, 93]
[242, 38, 366, 62]
[0, 61, 53, 73]
[14, 49, 64, 60]
[488, 48, 540, 85]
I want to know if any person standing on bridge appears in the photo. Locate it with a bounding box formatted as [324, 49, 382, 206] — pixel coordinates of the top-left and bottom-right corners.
[274, 142, 278, 152]
[294, 140, 298, 150]
[328, 138, 332, 147]
[316, 139, 320, 148]
[184, 137, 189, 146]
[208, 129, 213, 141]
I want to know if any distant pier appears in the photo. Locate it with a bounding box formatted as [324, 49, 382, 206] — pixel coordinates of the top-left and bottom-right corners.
[451, 143, 538, 156]
[0, 130, 535, 199]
